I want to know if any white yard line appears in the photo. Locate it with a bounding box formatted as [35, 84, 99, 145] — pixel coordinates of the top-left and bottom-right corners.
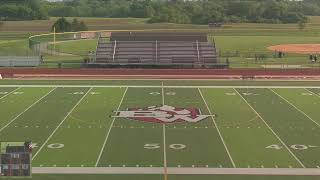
[270, 88, 320, 128]
[0, 87, 21, 100]
[32, 167, 320, 175]
[32, 87, 93, 160]
[0, 87, 57, 133]
[305, 88, 320, 98]
[1, 85, 320, 89]
[198, 88, 236, 168]
[234, 88, 306, 168]
[161, 82, 168, 180]
[95, 87, 128, 167]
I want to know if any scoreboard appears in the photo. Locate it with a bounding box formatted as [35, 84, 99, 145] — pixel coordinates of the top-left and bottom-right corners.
[0, 142, 32, 177]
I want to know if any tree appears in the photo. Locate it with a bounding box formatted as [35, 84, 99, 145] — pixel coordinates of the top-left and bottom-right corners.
[52, 17, 71, 32]
[298, 19, 307, 31]
[0, 21, 4, 31]
[78, 21, 88, 31]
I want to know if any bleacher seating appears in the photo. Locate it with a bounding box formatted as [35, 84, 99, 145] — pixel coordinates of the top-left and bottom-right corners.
[95, 40, 217, 65]
[93, 32, 220, 68]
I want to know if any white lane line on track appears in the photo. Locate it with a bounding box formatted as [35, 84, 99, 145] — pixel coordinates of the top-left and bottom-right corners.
[95, 87, 128, 167]
[32, 87, 93, 160]
[1, 85, 320, 89]
[198, 88, 236, 168]
[234, 88, 306, 168]
[270, 88, 320, 128]
[0, 87, 21, 100]
[0, 87, 57, 133]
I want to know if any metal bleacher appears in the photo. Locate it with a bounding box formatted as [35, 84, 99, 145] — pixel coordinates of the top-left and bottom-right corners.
[92, 32, 222, 69]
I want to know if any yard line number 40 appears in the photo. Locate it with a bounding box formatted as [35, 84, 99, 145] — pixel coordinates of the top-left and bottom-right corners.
[266, 144, 318, 150]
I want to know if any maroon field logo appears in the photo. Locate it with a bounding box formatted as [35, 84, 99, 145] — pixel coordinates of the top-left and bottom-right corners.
[113, 105, 214, 123]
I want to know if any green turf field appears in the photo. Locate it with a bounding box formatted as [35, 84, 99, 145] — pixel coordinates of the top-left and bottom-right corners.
[0, 85, 319, 169]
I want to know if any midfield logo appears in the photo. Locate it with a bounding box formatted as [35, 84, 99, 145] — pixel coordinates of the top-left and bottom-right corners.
[113, 105, 215, 123]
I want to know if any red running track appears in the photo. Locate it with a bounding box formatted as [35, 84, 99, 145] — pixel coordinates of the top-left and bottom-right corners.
[0, 68, 320, 79]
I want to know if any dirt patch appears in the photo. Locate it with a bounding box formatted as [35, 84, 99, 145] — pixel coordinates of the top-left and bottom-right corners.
[268, 44, 320, 54]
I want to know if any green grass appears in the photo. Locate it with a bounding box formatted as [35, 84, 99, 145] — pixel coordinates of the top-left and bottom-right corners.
[0, 39, 35, 56]
[236, 88, 320, 167]
[97, 88, 164, 167]
[201, 88, 300, 168]
[33, 87, 125, 167]
[47, 39, 98, 56]
[0, 84, 320, 180]
[164, 88, 232, 167]
[0, 85, 319, 169]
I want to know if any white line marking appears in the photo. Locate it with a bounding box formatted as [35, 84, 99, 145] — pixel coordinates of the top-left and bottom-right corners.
[1, 85, 320, 89]
[270, 89, 320, 128]
[162, 82, 168, 180]
[305, 88, 320, 98]
[95, 87, 128, 167]
[198, 88, 236, 168]
[0, 87, 21, 100]
[32, 87, 93, 160]
[234, 88, 306, 168]
[0, 87, 56, 133]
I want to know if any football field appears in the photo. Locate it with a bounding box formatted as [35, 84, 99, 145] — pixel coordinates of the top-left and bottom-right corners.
[0, 85, 320, 170]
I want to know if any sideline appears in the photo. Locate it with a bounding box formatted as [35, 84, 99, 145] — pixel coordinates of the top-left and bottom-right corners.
[32, 167, 320, 175]
[0, 85, 320, 88]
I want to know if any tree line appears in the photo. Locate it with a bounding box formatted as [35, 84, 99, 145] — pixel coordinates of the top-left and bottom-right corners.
[1, 0, 318, 24]
[0, 0, 48, 20]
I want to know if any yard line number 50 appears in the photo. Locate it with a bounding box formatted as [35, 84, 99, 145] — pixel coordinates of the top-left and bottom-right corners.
[144, 143, 186, 150]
